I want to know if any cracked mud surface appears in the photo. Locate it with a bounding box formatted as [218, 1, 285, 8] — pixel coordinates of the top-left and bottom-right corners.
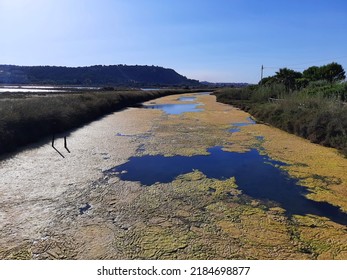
[1, 93, 347, 259]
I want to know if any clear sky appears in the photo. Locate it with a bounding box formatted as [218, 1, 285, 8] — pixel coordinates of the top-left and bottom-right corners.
[1, 0, 346, 83]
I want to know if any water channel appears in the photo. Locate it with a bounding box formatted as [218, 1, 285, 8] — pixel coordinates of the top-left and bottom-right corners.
[107, 97, 347, 226]
[1, 91, 347, 259]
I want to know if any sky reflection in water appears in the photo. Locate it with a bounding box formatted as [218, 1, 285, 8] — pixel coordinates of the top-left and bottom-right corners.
[106, 146, 347, 226]
[144, 103, 203, 114]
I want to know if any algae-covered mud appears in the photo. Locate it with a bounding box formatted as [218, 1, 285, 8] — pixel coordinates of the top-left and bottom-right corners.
[1, 92, 347, 259]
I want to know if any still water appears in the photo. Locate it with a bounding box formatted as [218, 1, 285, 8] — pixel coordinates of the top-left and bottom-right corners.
[229, 117, 256, 133]
[143, 103, 203, 115]
[106, 146, 347, 225]
[0, 85, 100, 93]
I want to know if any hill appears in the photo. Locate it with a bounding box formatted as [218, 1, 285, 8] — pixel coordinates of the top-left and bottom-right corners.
[0, 64, 200, 87]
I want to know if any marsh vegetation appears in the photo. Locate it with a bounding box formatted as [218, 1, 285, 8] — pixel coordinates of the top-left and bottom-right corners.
[214, 63, 347, 156]
[0, 89, 199, 155]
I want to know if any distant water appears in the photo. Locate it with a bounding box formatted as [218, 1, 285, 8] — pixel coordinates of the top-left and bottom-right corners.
[140, 88, 161, 91]
[106, 146, 347, 226]
[0, 85, 100, 93]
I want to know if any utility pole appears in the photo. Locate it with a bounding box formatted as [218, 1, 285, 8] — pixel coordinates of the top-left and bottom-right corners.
[260, 65, 264, 84]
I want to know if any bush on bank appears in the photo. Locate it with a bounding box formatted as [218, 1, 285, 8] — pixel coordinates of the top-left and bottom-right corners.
[214, 83, 347, 157]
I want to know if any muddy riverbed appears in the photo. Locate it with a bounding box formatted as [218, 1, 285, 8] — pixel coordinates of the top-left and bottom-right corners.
[1, 92, 347, 259]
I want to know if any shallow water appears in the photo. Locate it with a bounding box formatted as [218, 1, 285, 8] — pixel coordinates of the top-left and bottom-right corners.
[0, 85, 100, 93]
[232, 116, 256, 126]
[143, 103, 203, 114]
[106, 146, 347, 226]
[229, 117, 256, 132]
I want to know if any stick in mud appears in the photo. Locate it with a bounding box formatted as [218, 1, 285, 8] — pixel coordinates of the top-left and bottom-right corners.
[51, 134, 68, 158]
[64, 136, 70, 153]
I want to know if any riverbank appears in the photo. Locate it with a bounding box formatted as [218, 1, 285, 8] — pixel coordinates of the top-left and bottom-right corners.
[213, 87, 347, 157]
[0, 89, 202, 156]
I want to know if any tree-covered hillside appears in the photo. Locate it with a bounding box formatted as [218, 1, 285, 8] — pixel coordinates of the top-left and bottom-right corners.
[0, 64, 200, 87]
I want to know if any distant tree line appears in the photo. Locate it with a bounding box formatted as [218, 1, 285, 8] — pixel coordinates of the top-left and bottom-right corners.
[214, 61, 347, 156]
[260, 62, 346, 91]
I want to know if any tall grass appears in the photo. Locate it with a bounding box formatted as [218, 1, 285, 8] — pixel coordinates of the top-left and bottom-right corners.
[214, 83, 347, 156]
[0, 89, 193, 155]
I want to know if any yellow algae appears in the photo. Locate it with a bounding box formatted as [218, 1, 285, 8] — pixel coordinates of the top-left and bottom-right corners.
[114, 171, 311, 259]
[0, 245, 32, 260]
[143, 94, 257, 156]
[223, 132, 259, 153]
[217, 220, 242, 237]
[175, 169, 207, 181]
[194, 95, 252, 125]
[293, 215, 347, 259]
[172, 173, 241, 206]
[136, 226, 191, 259]
[130, 93, 347, 259]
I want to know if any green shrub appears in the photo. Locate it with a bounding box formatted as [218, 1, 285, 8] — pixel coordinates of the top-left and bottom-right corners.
[214, 83, 347, 156]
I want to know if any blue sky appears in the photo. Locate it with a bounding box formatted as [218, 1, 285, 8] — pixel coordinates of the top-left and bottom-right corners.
[1, 0, 346, 83]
